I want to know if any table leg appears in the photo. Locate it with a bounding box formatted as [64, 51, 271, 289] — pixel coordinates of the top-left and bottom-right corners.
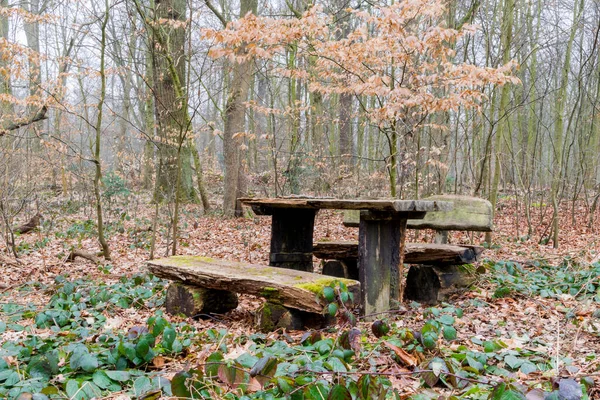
[269, 208, 317, 271]
[358, 213, 408, 317]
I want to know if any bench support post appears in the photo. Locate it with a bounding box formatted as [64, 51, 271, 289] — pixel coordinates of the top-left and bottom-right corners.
[255, 301, 330, 332]
[165, 283, 239, 317]
[270, 208, 317, 271]
[358, 212, 410, 317]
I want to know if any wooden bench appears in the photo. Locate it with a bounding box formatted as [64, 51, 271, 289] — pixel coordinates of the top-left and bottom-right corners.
[146, 256, 360, 331]
[314, 195, 492, 303]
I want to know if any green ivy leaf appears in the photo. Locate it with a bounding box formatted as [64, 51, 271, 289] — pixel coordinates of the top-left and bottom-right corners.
[325, 357, 348, 373]
[171, 371, 192, 398]
[151, 317, 169, 336]
[328, 384, 352, 400]
[443, 326, 457, 341]
[205, 352, 223, 377]
[80, 381, 102, 399]
[92, 370, 113, 389]
[235, 352, 258, 369]
[70, 347, 98, 372]
[136, 338, 150, 358]
[304, 381, 331, 399]
[162, 327, 176, 349]
[250, 356, 278, 387]
[65, 380, 80, 399]
[322, 287, 335, 302]
[328, 303, 338, 317]
[422, 331, 437, 349]
[277, 376, 295, 393]
[519, 361, 537, 374]
[504, 355, 522, 370]
[340, 291, 349, 304]
[466, 356, 484, 372]
[490, 382, 526, 400]
[27, 352, 59, 380]
[439, 315, 455, 325]
[105, 370, 131, 382]
[483, 341, 497, 353]
[218, 363, 246, 388]
[118, 341, 137, 362]
[133, 376, 153, 396]
[357, 374, 386, 399]
[371, 320, 390, 338]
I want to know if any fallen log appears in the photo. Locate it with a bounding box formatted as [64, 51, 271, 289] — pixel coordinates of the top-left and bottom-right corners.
[67, 249, 101, 264]
[14, 213, 42, 235]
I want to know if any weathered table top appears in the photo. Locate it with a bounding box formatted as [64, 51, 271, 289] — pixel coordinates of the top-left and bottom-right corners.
[239, 197, 453, 214]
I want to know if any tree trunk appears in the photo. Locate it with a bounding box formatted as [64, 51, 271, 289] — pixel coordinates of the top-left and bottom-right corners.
[222, 0, 257, 216]
[550, 0, 584, 248]
[93, 0, 111, 260]
[142, 49, 155, 190]
[487, 0, 514, 244]
[339, 93, 353, 166]
[148, 0, 196, 203]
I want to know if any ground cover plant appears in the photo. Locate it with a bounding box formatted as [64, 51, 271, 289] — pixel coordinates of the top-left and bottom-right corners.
[1, 198, 599, 399]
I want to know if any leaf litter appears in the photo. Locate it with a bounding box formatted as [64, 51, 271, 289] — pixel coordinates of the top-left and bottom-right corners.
[0, 198, 598, 398]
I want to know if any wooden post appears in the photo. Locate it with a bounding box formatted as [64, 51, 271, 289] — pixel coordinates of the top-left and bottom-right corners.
[358, 211, 424, 317]
[434, 230, 449, 244]
[269, 208, 317, 271]
[358, 212, 400, 317]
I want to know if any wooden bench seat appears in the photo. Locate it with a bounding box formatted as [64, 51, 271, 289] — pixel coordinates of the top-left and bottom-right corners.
[343, 194, 493, 233]
[313, 241, 483, 265]
[147, 256, 360, 330]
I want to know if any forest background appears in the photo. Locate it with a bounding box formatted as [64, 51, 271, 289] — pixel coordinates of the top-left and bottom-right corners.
[1, 0, 598, 253]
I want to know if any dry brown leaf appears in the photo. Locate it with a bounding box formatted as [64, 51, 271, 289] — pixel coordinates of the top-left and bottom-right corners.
[383, 341, 417, 368]
[152, 356, 167, 368]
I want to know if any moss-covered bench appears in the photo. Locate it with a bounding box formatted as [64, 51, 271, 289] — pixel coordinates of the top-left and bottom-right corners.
[146, 256, 359, 331]
[315, 195, 492, 303]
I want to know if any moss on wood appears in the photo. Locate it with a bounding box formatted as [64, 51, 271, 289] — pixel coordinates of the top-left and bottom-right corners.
[294, 277, 355, 295]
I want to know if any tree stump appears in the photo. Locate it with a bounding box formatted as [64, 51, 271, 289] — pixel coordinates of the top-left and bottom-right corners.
[165, 283, 238, 317]
[404, 265, 474, 304]
[255, 302, 329, 332]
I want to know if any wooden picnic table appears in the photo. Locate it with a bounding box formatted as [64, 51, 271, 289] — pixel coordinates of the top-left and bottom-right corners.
[239, 197, 453, 316]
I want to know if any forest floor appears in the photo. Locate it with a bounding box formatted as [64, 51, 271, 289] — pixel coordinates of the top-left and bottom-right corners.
[1, 195, 599, 399]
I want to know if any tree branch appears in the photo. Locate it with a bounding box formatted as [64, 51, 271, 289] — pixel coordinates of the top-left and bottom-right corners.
[204, 0, 228, 28]
[0, 105, 49, 137]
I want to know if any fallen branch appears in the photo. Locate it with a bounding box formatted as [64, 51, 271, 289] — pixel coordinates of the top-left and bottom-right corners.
[14, 213, 43, 235]
[67, 249, 101, 264]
